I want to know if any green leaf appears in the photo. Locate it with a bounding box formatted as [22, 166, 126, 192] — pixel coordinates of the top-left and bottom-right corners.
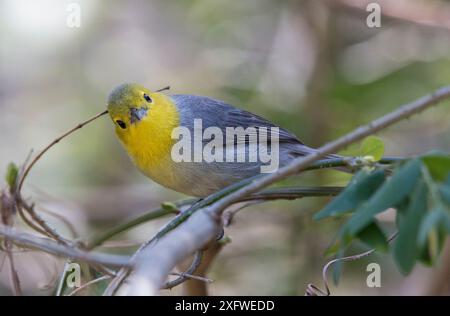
[443, 211, 450, 232]
[417, 207, 450, 265]
[345, 159, 422, 236]
[360, 136, 385, 161]
[439, 184, 450, 205]
[421, 154, 450, 182]
[324, 240, 342, 257]
[332, 249, 345, 285]
[418, 228, 448, 266]
[314, 169, 386, 220]
[394, 198, 410, 228]
[417, 208, 446, 246]
[325, 230, 355, 257]
[445, 173, 450, 186]
[5, 162, 19, 189]
[393, 180, 427, 275]
[357, 221, 388, 251]
[161, 202, 178, 212]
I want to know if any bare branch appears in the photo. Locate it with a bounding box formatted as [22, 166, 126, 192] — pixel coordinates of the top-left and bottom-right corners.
[169, 272, 213, 284]
[5, 247, 22, 295]
[102, 185, 342, 294]
[67, 275, 111, 296]
[305, 232, 398, 296]
[90, 186, 341, 250]
[162, 250, 203, 290]
[17, 110, 108, 193]
[0, 226, 130, 268]
[12, 110, 109, 245]
[18, 200, 71, 245]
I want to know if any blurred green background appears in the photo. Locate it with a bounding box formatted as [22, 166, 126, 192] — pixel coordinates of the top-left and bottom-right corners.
[1, 0, 450, 295]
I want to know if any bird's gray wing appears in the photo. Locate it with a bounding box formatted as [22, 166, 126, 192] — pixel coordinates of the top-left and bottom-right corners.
[171, 94, 306, 149]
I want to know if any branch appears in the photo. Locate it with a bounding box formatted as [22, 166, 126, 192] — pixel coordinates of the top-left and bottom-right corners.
[86, 200, 188, 250]
[125, 86, 450, 295]
[169, 272, 213, 284]
[5, 246, 22, 295]
[177, 240, 223, 295]
[129, 159, 394, 249]
[17, 110, 108, 193]
[89, 185, 342, 250]
[162, 250, 203, 289]
[18, 200, 72, 245]
[66, 275, 111, 296]
[0, 226, 130, 268]
[8, 110, 109, 248]
[102, 185, 342, 295]
[306, 156, 402, 171]
[305, 232, 398, 296]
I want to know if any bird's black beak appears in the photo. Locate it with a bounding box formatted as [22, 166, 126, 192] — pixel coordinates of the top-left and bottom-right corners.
[130, 107, 148, 124]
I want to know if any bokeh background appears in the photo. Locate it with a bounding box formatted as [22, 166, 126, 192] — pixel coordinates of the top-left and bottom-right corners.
[1, 0, 450, 295]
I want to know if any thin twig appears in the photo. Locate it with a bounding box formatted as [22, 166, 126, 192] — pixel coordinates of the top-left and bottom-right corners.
[0, 251, 6, 270]
[5, 245, 22, 295]
[12, 110, 108, 245]
[305, 232, 398, 296]
[223, 200, 265, 227]
[156, 86, 171, 92]
[1, 188, 23, 295]
[16, 205, 52, 237]
[97, 240, 144, 249]
[37, 206, 79, 239]
[169, 272, 213, 284]
[66, 275, 112, 296]
[87, 199, 191, 250]
[178, 240, 223, 295]
[0, 226, 130, 268]
[17, 110, 108, 193]
[1, 110, 111, 297]
[240, 186, 343, 202]
[19, 201, 71, 245]
[163, 251, 203, 289]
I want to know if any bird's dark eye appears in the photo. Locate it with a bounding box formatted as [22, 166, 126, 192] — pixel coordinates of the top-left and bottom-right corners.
[116, 120, 126, 129]
[143, 93, 152, 103]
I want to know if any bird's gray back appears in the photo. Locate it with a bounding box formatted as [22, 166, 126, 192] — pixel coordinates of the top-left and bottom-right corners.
[167, 94, 319, 196]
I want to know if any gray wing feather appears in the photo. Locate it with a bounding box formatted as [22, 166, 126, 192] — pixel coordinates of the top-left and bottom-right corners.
[165, 95, 343, 196]
[171, 94, 315, 157]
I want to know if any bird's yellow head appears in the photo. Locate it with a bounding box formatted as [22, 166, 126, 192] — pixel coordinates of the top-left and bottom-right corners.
[107, 83, 180, 171]
[108, 83, 157, 133]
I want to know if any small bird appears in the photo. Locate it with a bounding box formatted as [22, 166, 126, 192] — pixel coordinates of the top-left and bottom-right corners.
[107, 83, 340, 197]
